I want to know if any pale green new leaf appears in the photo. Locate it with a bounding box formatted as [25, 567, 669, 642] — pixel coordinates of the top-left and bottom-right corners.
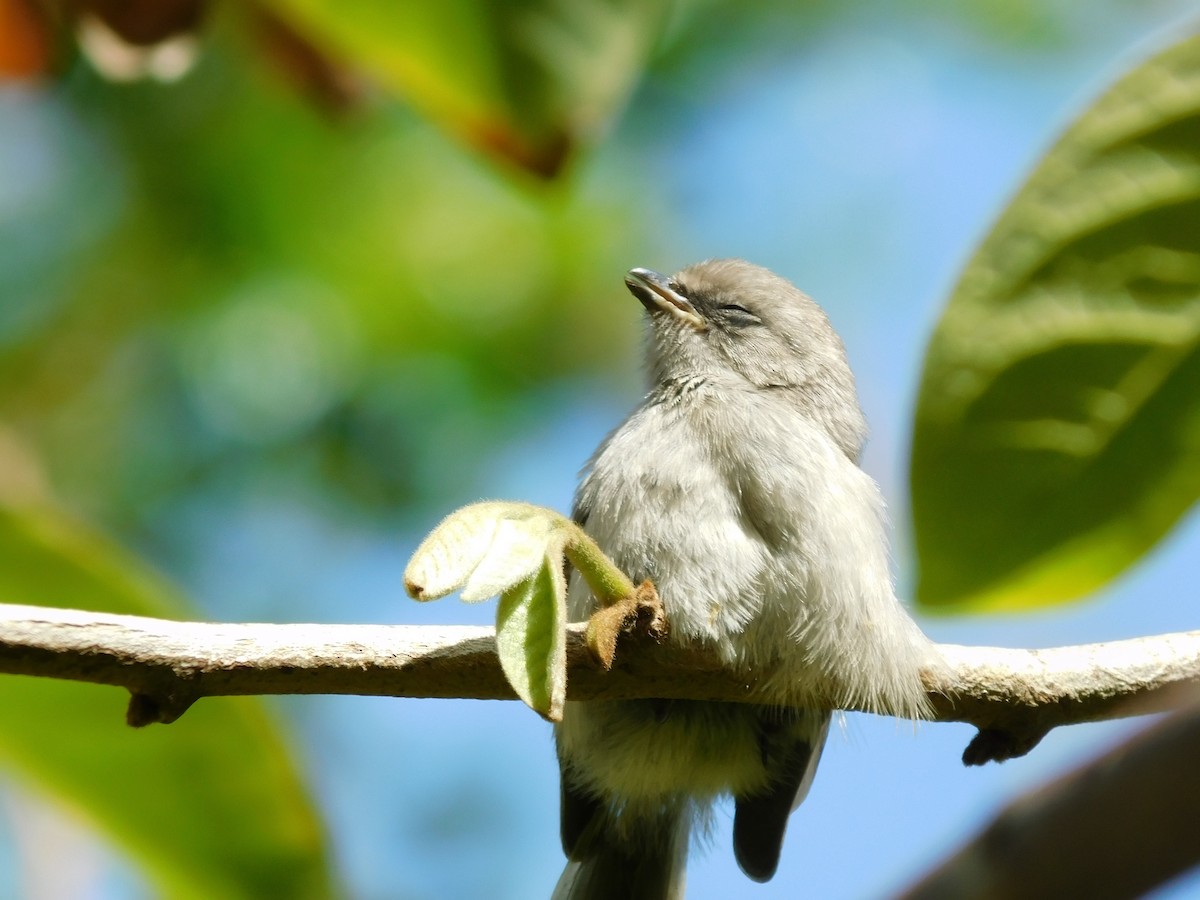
[0, 504, 334, 899]
[495, 554, 567, 721]
[406, 500, 641, 717]
[911, 29, 1200, 611]
[405, 501, 563, 602]
[405, 502, 571, 718]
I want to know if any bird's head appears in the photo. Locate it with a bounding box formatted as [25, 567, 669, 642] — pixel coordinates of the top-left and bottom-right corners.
[625, 258, 866, 457]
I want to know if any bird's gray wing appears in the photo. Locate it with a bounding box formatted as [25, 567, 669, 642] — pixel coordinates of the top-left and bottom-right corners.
[559, 767, 603, 857]
[733, 709, 831, 882]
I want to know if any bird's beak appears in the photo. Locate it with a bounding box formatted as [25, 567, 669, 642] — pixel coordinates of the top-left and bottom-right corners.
[625, 268, 706, 330]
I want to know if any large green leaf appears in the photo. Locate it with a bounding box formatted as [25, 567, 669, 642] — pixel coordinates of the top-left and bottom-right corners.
[911, 29, 1200, 612]
[0, 504, 335, 899]
[263, 0, 671, 177]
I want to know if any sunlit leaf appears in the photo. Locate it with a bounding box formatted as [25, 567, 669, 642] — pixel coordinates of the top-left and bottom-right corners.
[405, 501, 614, 719]
[911, 29, 1200, 612]
[405, 500, 564, 602]
[404, 499, 656, 711]
[495, 554, 566, 721]
[0, 504, 335, 899]
[262, 0, 671, 176]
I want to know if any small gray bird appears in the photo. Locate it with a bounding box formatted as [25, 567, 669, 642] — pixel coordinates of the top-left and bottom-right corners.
[553, 260, 936, 899]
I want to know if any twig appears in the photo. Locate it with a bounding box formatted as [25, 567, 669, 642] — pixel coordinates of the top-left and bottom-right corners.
[1, 605, 1197, 757]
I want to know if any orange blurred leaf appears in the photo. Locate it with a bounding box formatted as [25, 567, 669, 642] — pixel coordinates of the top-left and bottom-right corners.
[0, 0, 52, 77]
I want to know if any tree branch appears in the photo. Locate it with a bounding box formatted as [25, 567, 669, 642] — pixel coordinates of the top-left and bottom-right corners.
[1, 604, 1197, 757]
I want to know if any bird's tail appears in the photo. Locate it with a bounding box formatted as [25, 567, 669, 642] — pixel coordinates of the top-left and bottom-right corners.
[552, 804, 689, 900]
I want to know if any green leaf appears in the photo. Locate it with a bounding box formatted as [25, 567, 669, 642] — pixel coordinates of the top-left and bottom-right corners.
[0, 504, 334, 899]
[404, 500, 641, 716]
[405, 500, 564, 602]
[495, 554, 566, 721]
[262, 0, 671, 177]
[911, 30, 1200, 612]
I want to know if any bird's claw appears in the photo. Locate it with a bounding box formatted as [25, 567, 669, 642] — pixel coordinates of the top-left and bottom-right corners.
[585, 580, 667, 670]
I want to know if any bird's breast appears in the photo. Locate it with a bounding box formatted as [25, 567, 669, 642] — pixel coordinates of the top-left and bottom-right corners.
[569, 404, 772, 648]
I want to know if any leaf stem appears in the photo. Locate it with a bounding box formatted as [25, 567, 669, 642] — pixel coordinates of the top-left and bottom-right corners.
[562, 524, 635, 605]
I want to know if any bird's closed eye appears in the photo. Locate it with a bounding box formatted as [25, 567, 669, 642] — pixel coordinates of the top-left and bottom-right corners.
[718, 303, 761, 326]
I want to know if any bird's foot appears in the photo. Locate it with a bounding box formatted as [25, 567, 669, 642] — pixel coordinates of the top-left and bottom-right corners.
[585, 580, 667, 670]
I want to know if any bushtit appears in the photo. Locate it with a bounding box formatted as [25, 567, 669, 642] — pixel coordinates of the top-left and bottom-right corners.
[553, 260, 936, 899]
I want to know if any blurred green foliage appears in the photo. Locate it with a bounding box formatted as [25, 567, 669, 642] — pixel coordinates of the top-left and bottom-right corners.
[2, 11, 653, 534]
[264, 0, 672, 175]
